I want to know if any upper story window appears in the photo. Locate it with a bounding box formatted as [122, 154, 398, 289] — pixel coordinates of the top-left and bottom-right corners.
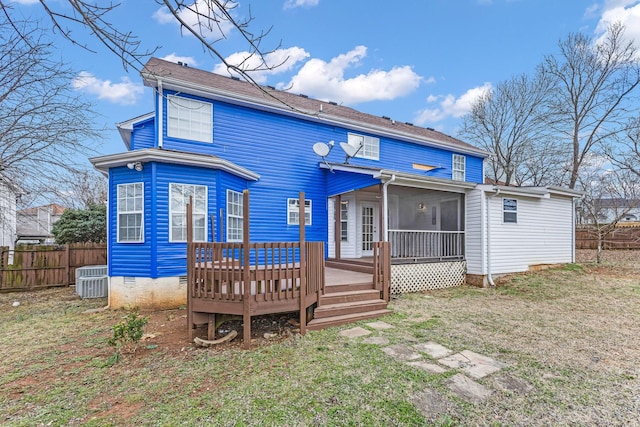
[452, 154, 466, 181]
[348, 133, 380, 160]
[288, 198, 312, 225]
[227, 190, 243, 242]
[169, 183, 207, 242]
[117, 183, 144, 243]
[503, 198, 518, 223]
[167, 95, 213, 143]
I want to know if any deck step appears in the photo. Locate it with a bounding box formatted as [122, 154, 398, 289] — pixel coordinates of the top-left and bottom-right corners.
[326, 260, 373, 274]
[320, 289, 381, 305]
[325, 281, 376, 294]
[307, 309, 392, 331]
[313, 299, 388, 319]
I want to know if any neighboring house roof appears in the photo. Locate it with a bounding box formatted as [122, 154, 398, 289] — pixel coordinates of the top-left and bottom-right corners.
[140, 57, 489, 158]
[18, 203, 67, 216]
[592, 198, 640, 209]
[16, 203, 67, 241]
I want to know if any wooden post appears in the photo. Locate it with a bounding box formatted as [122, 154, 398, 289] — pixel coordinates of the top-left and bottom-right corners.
[383, 242, 390, 302]
[242, 190, 251, 348]
[65, 244, 71, 286]
[299, 192, 307, 335]
[187, 198, 194, 340]
[378, 183, 384, 243]
[334, 195, 341, 260]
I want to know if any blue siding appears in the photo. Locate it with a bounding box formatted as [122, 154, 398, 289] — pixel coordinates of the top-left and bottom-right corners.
[109, 168, 152, 277]
[131, 118, 156, 150]
[327, 170, 379, 197]
[153, 163, 219, 278]
[112, 89, 485, 279]
[159, 95, 484, 183]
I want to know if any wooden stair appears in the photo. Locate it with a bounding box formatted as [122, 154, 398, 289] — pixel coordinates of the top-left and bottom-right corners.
[307, 280, 391, 331]
[325, 258, 374, 274]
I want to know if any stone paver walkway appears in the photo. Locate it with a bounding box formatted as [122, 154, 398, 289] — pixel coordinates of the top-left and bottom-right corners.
[337, 322, 523, 408]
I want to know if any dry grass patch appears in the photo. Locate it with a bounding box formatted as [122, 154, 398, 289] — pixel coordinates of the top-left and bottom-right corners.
[1, 250, 639, 425]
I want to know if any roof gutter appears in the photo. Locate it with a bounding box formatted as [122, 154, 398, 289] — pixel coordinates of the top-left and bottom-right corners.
[89, 148, 260, 181]
[157, 78, 164, 149]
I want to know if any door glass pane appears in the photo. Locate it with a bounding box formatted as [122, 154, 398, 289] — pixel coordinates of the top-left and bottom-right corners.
[362, 206, 374, 251]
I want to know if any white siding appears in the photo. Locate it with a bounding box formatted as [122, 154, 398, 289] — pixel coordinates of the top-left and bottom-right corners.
[465, 189, 485, 275]
[327, 194, 358, 258]
[488, 194, 574, 275]
[342, 194, 358, 258]
[328, 197, 335, 258]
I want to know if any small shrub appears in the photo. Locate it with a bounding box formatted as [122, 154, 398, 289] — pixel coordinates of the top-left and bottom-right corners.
[108, 308, 149, 355]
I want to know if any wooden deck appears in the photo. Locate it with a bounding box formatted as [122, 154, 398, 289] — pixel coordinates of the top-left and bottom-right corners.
[186, 191, 391, 348]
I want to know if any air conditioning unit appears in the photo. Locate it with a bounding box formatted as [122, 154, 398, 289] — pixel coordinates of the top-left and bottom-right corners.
[75, 265, 108, 299]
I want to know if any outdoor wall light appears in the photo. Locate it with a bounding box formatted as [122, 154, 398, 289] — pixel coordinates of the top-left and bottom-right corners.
[127, 161, 143, 172]
[417, 202, 425, 211]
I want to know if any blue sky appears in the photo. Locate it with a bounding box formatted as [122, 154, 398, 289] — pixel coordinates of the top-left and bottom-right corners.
[10, 0, 640, 159]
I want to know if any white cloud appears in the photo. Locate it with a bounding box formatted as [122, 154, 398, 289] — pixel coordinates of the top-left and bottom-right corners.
[153, 0, 236, 39]
[10, 0, 39, 4]
[161, 53, 198, 67]
[595, 1, 640, 48]
[284, 0, 319, 9]
[413, 83, 492, 125]
[281, 46, 423, 104]
[72, 72, 143, 105]
[213, 47, 310, 83]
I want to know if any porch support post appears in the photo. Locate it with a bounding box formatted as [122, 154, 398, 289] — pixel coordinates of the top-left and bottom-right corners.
[381, 174, 396, 242]
[334, 194, 341, 259]
[378, 184, 384, 242]
[299, 192, 307, 335]
[242, 190, 251, 348]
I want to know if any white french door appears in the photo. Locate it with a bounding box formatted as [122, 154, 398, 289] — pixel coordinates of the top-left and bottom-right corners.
[360, 202, 379, 257]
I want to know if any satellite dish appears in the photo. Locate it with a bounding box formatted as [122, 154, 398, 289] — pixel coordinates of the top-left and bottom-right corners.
[313, 142, 330, 157]
[339, 142, 362, 164]
[311, 140, 335, 172]
[340, 142, 357, 157]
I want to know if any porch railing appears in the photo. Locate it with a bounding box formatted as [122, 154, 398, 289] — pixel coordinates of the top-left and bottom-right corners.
[388, 230, 465, 260]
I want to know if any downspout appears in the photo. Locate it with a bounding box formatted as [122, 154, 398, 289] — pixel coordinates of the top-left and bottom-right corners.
[157, 79, 164, 149]
[486, 187, 500, 287]
[382, 174, 396, 241]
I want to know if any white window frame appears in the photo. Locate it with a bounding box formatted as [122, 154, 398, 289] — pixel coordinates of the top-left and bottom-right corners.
[348, 133, 380, 161]
[227, 190, 243, 242]
[287, 198, 312, 225]
[452, 154, 466, 181]
[167, 95, 213, 143]
[503, 198, 518, 223]
[117, 183, 144, 243]
[169, 183, 207, 242]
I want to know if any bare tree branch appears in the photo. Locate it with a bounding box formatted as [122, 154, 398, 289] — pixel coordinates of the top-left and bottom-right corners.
[541, 22, 640, 189]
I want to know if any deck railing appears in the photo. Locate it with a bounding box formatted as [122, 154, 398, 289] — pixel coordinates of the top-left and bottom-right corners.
[388, 230, 465, 260]
[190, 241, 324, 302]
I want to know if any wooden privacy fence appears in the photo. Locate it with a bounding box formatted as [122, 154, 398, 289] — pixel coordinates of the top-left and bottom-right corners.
[576, 227, 640, 250]
[0, 244, 107, 291]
